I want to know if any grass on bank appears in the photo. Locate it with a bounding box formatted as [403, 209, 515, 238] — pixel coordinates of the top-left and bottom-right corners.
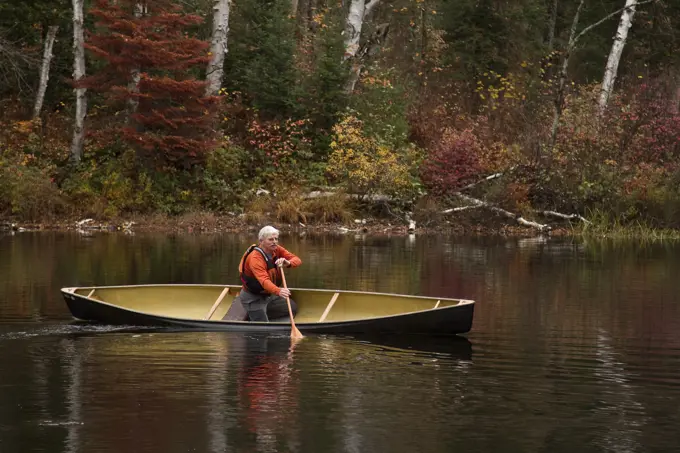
[571, 209, 680, 240]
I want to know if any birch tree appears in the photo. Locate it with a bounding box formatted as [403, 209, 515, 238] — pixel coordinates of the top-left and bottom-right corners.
[343, 0, 379, 61]
[70, 0, 87, 162]
[205, 0, 230, 97]
[598, 0, 638, 113]
[32, 25, 59, 119]
[343, 0, 382, 94]
[547, 0, 653, 153]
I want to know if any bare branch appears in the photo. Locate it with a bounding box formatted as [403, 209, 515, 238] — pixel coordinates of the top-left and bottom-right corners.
[573, 0, 655, 46]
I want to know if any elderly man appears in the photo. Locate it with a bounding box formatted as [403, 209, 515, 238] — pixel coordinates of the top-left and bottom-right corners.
[232, 225, 302, 322]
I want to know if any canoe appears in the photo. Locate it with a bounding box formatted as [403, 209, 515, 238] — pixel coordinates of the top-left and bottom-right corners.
[60, 284, 474, 335]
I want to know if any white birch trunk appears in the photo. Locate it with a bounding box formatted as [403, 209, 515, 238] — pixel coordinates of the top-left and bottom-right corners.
[205, 0, 230, 97]
[598, 0, 638, 112]
[127, 3, 145, 118]
[71, 0, 87, 162]
[33, 25, 59, 120]
[291, 0, 299, 16]
[343, 0, 366, 62]
[342, 1, 380, 61]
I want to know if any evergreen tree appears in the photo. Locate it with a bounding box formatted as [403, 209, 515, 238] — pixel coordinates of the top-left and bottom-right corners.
[224, 0, 299, 118]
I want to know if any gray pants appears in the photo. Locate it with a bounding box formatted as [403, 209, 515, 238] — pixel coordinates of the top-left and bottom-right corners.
[238, 289, 298, 322]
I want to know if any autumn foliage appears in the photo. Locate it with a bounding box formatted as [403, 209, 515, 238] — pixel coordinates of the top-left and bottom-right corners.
[80, 0, 218, 168]
[420, 129, 483, 197]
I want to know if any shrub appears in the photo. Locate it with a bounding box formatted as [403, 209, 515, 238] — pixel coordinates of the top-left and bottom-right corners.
[327, 115, 421, 201]
[420, 128, 483, 197]
[0, 154, 66, 221]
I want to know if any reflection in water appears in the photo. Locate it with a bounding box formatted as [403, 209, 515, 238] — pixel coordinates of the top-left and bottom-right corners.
[594, 329, 647, 453]
[63, 338, 83, 453]
[0, 331, 474, 453]
[2, 233, 680, 452]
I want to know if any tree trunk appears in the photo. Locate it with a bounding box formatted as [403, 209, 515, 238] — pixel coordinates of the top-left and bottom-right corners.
[598, 0, 638, 113]
[205, 0, 230, 97]
[291, 0, 299, 17]
[70, 0, 87, 163]
[547, 0, 652, 153]
[306, 0, 316, 33]
[127, 3, 145, 118]
[343, 0, 366, 62]
[546, 0, 558, 51]
[33, 25, 59, 120]
[547, 0, 585, 155]
[343, 21, 388, 94]
[672, 83, 680, 115]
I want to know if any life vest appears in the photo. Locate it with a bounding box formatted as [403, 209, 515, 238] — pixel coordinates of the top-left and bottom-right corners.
[239, 244, 281, 294]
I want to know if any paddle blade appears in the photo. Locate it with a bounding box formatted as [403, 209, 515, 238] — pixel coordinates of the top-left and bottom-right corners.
[291, 325, 304, 339]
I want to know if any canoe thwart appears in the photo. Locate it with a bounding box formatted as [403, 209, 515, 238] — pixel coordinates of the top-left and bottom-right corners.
[319, 292, 340, 322]
[434, 300, 441, 309]
[87, 289, 96, 298]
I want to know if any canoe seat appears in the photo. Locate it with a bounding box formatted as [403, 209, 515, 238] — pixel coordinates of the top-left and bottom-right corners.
[222, 297, 248, 321]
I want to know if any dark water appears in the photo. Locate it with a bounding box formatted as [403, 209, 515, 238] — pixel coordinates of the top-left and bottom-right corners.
[1, 231, 680, 452]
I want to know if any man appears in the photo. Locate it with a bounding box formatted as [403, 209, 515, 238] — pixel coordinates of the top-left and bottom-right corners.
[232, 225, 302, 322]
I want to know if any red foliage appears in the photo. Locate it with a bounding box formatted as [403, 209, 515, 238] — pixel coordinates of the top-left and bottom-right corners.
[420, 129, 483, 196]
[78, 0, 219, 168]
[618, 82, 680, 166]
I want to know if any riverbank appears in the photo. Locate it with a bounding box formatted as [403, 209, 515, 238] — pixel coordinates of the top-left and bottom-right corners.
[1, 211, 575, 237]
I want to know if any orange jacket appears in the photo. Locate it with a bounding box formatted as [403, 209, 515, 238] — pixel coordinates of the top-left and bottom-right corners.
[239, 244, 301, 296]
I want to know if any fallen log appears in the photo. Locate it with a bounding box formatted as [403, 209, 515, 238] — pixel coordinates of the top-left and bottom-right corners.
[452, 193, 551, 231]
[538, 210, 591, 225]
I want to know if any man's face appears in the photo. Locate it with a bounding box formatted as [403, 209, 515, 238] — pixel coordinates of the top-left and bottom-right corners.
[260, 233, 279, 254]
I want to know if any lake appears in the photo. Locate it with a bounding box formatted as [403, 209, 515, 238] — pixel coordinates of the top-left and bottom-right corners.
[1, 230, 679, 452]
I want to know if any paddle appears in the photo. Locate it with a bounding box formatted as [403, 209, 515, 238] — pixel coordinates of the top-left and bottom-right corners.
[279, 265, 303, 339]
[204, 287, 230, 320]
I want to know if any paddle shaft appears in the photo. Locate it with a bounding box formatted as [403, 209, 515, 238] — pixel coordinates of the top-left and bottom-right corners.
[279, 266, 303, 338]
[205, 287, 230, 320]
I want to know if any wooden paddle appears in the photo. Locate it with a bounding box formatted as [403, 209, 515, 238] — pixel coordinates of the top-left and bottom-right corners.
[204, 287, 230, 320]
[279, 266, 303, 339]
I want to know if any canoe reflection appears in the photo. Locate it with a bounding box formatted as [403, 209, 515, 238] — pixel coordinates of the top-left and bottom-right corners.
[349, 334, 473, 360]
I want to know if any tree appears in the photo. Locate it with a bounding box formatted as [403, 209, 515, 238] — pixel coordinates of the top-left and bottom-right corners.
[80, 0, 219, 169]
[547, 0, 655, 153]
[71, 0, 87, 162]
[598, 0, 639, 112]
[224, 0, 299, 118]
[33, 25, 60, 119]
[342, 0, 382, 94]
[205, 0, 230, 96]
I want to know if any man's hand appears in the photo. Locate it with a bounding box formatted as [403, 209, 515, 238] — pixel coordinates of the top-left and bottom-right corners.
[276, 258, 291, 268]
[279, 288, 291, 298]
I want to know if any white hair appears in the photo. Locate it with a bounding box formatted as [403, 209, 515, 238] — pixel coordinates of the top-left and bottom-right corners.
[258, 225, 280, 242]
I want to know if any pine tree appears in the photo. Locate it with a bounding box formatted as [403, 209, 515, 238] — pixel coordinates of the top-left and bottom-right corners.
[224, 0, 299, 118]
[80, 0, 218, 169]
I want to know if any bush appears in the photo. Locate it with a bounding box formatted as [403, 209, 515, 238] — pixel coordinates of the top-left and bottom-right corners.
[0, 155, 66, 221]
[60, 148, 156, 218]
[327, 115, 422, 201]
[201, 143, 255, 212]
[420, 128, 483, 197]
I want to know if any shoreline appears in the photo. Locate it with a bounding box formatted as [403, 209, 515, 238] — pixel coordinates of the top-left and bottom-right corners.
[1, 213, 570, 237]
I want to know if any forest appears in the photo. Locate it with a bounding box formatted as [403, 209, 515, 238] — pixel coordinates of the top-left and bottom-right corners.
[0, 0, 678, 234]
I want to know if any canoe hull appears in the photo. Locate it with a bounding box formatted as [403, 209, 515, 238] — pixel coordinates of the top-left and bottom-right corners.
[62, 290, 474, 336]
